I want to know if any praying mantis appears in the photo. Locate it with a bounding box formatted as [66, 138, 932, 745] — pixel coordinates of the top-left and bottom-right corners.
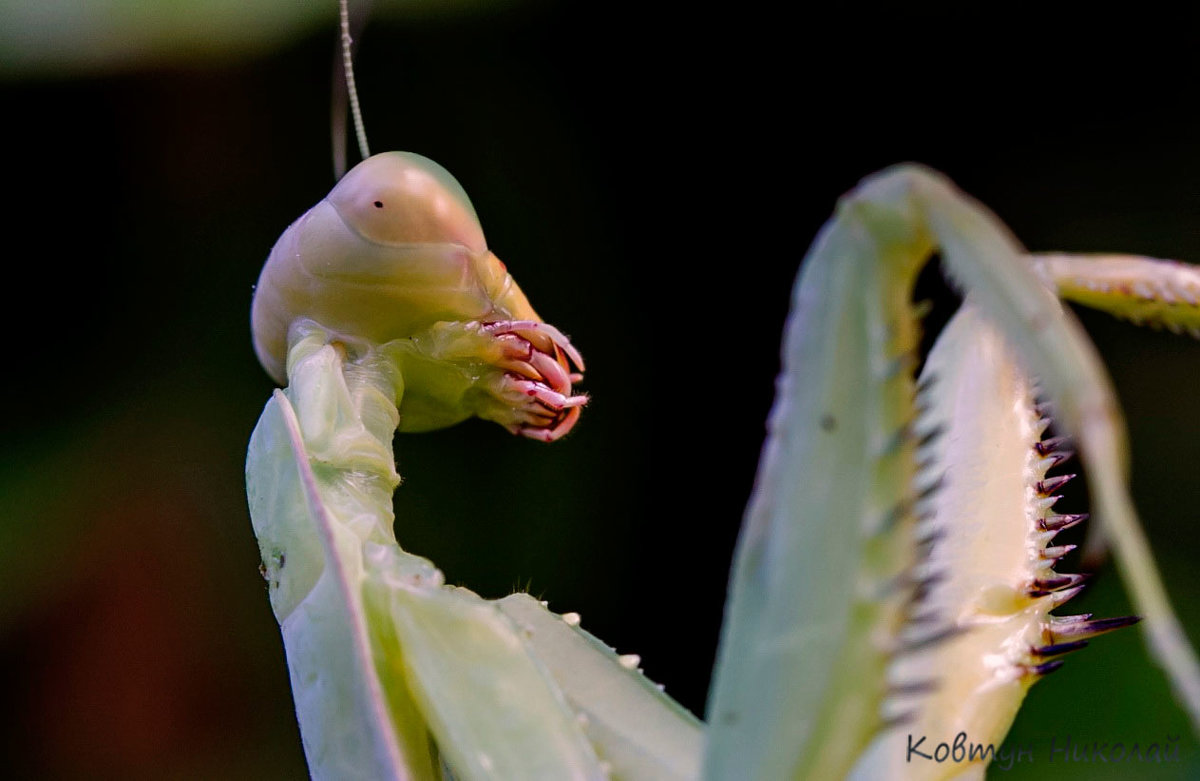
[246, 156, 1200, 779]
[244, 7, 1200, 779]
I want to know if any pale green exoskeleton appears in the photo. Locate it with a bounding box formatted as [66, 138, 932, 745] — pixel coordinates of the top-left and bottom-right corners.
[247, 152, 703, 780]
[247, 155, 1200, 780]
[703, 166, 1200, 779]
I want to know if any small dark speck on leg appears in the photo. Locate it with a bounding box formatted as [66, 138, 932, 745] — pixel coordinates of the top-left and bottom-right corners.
[820, 414, 837, 432]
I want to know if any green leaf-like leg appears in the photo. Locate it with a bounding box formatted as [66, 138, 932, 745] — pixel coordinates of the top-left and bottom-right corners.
[496, 594, 704, 780]
[248, 323, 702, 780]
[249, 328, 604, 779]
[248, 331, 432, 779]
[704, 164, 1200, 779]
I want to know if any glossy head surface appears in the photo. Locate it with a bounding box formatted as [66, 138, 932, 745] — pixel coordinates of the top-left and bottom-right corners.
[327, 151, 487, 252]
[251, 153, 502, 383]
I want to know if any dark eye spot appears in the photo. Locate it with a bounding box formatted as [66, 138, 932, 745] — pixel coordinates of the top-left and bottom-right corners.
[373, 201, 383, 208]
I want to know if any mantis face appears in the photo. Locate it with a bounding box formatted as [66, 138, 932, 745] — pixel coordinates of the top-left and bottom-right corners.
[251, 152, 586, 441]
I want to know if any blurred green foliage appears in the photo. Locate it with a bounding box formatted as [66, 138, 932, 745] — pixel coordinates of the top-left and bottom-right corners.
[0, 0, 510, 76]
[1, 3, 1199, 778]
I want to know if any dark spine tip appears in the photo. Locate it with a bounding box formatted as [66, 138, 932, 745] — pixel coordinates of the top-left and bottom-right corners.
[1030, 659, 1066, 677]
[1088, 614, 1142, 632]
[1034, 436, 1070, 456]
[1053, 615, 1142, 640]
[1029, 573, 1089, 597]
[915, 455, 938, 473]
[889, 679, 939, 696]
[1040, 513, 1089, 532]
[1036, 474, 1076, 495]
[1048, 584, 1088, 607]
[880, 710, 917, 731]
[1041, 543, 1078, 561]
[914, 529, 945, 553]
[916, 424, 945, 450]
[905, 609, 941, 627]
[911, 572, 945, 602]
[1041, 450, 1076, 468]
[915, 475, 944, 503]
[1032, 639, 1090, 658]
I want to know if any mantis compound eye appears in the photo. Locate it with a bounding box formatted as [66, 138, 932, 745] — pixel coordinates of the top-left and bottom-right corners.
[327, 152, 487, 252]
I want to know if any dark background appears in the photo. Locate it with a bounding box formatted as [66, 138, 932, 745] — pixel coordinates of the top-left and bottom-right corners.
[2, 3, 1200, 778]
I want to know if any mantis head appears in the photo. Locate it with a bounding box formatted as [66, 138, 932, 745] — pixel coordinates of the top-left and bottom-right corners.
[251, 152, 587, 441]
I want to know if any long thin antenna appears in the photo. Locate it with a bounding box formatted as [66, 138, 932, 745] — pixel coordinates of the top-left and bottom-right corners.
[331, 47, 348, 179]
[340, 0, 370, 165]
